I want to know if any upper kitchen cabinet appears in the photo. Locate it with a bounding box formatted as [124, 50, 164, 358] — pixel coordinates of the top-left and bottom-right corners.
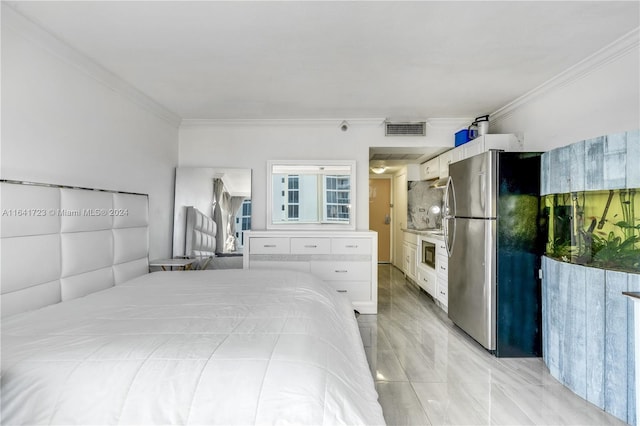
[420, 157, 439, 180]
[438, 149, 463, 178]
[461, 134, 523, 158]
[406, 164, 421, 181]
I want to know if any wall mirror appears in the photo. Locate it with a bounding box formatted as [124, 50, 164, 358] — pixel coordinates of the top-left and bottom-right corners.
[267, 160, 355, 230]
[173, 167, 251, 267]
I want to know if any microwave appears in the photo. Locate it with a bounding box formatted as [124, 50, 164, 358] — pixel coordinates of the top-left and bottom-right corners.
[421, 239, 436, 270]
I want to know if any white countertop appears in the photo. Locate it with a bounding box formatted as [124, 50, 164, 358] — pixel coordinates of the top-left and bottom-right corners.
[402, 228, 445, 239]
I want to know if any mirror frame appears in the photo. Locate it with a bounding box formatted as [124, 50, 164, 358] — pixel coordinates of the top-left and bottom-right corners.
[266, 159, 356, 230]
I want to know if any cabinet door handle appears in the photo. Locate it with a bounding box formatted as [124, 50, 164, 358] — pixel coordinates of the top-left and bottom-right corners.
[335, 270, 348, 273]
[440, 291, 446, 296]
[440, 266, 446, 271]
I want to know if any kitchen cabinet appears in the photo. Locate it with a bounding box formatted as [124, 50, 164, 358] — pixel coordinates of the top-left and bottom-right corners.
[407, 134, 522, 183]
[244, 231, 378, 314]
[447, 133, 523, 171]
[402, 231, 418, 282]
[406, 164, 421, 181]
[435, 239, 448, 310]
[463, 133, 523, 159]
[420, 157, 439, 180]
[438, 149, 464, 178]
[463, 139, 485, 158]
[403, 241, 417, 282]
[416, 267, 436, 296]
[415, 234, 448, 311]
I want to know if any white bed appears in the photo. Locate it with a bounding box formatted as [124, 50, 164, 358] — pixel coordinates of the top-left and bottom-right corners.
[0, 182, 384, 425]
[1, 269, 384, 425]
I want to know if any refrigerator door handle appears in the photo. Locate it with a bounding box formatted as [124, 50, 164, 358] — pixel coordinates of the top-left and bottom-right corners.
[444, 215, 456, 258]
[443, 176, 455, 217]
[443, 177, 456, 257]
[478, 171, 486, 210]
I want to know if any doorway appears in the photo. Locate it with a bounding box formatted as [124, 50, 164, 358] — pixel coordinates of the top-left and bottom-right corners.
[369, 177, 391, 263]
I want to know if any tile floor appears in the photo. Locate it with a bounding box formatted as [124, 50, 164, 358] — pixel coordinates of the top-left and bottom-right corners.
[357, 264, 628, 426]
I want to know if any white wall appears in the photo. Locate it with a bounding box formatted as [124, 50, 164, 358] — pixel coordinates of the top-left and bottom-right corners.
[1, 7, 179, 259]
[491, 33, 639, 152]
[178, 120, 455, 230]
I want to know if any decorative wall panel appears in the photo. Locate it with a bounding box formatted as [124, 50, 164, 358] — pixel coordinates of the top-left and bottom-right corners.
[543, 258, 636, 424]
[541, 130, 639, 425]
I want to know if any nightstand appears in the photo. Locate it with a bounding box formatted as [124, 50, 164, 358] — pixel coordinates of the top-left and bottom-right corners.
[149, 258, 196, 271]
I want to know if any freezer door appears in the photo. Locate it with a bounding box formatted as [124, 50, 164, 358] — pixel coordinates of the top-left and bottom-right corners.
[449, 151, 497, 218]
[447, 217, 496, 350]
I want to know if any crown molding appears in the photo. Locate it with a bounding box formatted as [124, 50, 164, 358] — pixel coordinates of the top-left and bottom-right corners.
[180, 117, 474, 129]
[180, 118, 388, 127]
[2, 3, 182, 128]
[491, 27, 640, 125]
[425, 117, 474, 129]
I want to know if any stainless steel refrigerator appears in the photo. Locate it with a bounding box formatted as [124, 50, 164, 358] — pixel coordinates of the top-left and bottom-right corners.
[443, 150, 543, 357]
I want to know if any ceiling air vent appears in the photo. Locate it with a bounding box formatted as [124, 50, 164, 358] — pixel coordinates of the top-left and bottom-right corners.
[385, 121, 426, 136]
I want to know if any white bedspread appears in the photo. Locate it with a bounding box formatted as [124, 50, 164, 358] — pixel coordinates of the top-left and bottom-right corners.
[1, 270, 385, 425]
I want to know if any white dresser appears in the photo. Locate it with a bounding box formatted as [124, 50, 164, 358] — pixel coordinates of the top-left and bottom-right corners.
[243, 231, 378, 314]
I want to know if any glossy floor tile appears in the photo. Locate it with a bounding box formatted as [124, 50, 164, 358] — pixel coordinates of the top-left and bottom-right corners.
[357, 264, 628, 426]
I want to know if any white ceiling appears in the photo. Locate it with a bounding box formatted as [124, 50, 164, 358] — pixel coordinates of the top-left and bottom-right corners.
[7, 1, 639, 121]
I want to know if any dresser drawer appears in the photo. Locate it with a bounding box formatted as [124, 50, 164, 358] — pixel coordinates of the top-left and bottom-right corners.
[331, 238, 372, 255]
[310, 261, 371, 281]
[249, 261, 310, 273]
[327, 281, 371, 302]
[249, 237, 290, 254]
[291, 237, 331, 254]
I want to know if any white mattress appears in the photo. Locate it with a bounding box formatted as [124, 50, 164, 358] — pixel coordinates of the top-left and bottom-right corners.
[1, 269, 385, 425]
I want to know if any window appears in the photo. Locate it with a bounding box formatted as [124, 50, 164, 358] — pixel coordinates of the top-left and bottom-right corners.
[324, 175, 350, 222]
[285, 175, 299, 220]
[268, 161, 355, 230]
[235, 199, 252, 247]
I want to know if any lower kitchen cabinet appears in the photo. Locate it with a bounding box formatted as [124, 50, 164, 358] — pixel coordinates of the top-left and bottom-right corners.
[403, 241, 417, 282]
[435, 240, 449, 311]
[416, 267, 436, 297]
[409, 232, 449, 312]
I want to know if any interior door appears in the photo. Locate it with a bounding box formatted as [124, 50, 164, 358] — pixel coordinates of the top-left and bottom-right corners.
[369, 177, 391, 263]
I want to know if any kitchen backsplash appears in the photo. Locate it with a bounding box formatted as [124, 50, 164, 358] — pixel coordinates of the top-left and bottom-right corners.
[407, 180, 444, 229]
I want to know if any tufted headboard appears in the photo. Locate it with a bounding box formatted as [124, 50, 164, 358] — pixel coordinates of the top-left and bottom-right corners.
[184, 206, 216, 263]
[0, 181, 149, 317]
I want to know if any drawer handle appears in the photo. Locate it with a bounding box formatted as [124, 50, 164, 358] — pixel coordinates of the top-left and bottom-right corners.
[345, 245, 358, 248]
[440, 291, 446, 295]
[440, 266, 446, 271]
[263, 244, 277, 248]
[336, 290, 347, 293]
[304, 245, 317, 248]
[422, 277, 429, 282]
[335, 270, 348, 273]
